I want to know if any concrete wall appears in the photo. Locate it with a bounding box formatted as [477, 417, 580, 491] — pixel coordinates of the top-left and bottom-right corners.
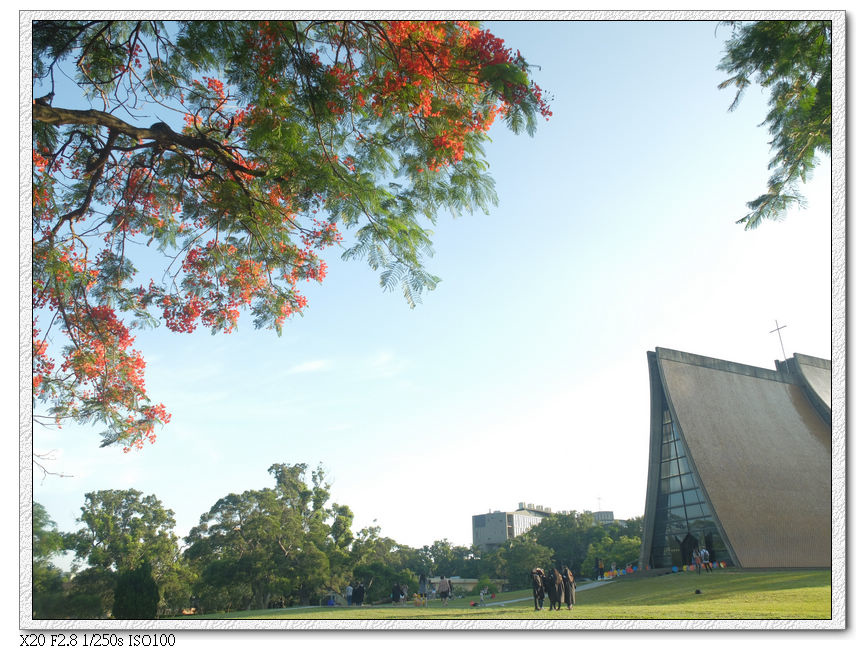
[472, 512, 509, 549]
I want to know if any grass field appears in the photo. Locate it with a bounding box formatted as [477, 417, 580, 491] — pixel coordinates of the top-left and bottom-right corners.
[178, 569, 831, 620]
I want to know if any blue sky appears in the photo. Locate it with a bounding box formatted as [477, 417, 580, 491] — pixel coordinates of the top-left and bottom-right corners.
[25, 18, 835, 575]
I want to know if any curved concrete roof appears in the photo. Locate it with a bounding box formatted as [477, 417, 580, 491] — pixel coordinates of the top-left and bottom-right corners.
[656, 349, 831, 568]
[795, 353, 832, 420]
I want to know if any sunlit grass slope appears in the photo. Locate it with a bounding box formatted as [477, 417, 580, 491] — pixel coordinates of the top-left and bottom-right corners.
[178, 569, 830, 620]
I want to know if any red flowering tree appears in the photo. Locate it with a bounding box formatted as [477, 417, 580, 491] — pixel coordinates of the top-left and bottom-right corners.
[31, 20, 551, 450]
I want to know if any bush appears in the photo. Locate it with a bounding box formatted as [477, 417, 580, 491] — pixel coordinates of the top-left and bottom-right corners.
[113, 561, 160, 619]
[469, 576, 494, 596]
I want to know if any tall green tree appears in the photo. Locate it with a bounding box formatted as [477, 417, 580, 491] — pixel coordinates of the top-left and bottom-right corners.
[33, 502, 65, 561]
[185, 488, 302, 610]
[155, 556, 196, 617]
[185, 463, 344, 609]
[31, 20, 550, 450]
[718, 20, 832, 228]
[497, 536, 554, 589]
[347, 523, 400, 569]
[406, 539, 479, 581]
[325, 503, 356, 593]
[425, 539, 459, 577]
[532, 510, 610, 577]
[387, 544, 430, 579]
[452, 545, 481, 579]
[67, 489, 179, 575]
[32, 502, 68, 619]
[344, 523, 414, 601]
[65, 489, 183, 616]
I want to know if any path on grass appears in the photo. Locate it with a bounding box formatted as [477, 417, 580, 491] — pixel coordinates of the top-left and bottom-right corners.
[483, 580, 611, 607]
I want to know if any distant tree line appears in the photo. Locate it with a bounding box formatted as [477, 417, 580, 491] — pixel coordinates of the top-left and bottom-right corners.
[32, 464, 642, 619]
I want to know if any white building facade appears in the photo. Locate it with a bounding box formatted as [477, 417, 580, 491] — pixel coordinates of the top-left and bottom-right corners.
[472, 503, 551, 551]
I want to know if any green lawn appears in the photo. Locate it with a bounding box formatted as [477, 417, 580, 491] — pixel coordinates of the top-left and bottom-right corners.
[177, 569, 831, 620]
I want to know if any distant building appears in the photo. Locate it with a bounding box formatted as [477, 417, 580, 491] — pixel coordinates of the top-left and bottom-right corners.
[472, 503, 552, 551]
[592, 510, 615, 525]
[639, 348, 831, 569]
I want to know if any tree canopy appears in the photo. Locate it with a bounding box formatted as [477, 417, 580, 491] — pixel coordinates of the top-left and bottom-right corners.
[53, 489, 188, 617]
[185, 463, 356, 609]
[718, 20, 831, 228]
[31, 20, 550, 450]
[33, 502, 65, 562]
[67, 488, 180, 575]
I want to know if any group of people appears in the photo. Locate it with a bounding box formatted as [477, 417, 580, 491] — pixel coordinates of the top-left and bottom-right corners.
[412, 573, 454, 606]
[344, 582, 366, 606]
[530, 567, 577, 611]
[691, 547, 713, 574]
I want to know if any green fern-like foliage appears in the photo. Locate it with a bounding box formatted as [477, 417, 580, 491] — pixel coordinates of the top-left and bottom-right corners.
[718, 20, 831, 228]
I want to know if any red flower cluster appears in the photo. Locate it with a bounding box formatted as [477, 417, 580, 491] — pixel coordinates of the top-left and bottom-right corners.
[32, 20, 549, 451]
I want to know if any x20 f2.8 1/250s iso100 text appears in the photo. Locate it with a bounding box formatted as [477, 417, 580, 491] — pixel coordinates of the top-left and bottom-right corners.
[20, 634, 176, 648]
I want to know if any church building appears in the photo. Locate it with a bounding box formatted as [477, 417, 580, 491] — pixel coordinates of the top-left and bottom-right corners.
[639, 347, 831, 569]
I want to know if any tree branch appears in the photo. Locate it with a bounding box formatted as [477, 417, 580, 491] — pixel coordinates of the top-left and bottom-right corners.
[33, 103, 266, 179]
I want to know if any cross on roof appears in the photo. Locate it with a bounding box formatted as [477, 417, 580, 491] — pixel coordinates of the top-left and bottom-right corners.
[770, 320, 789, 373]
